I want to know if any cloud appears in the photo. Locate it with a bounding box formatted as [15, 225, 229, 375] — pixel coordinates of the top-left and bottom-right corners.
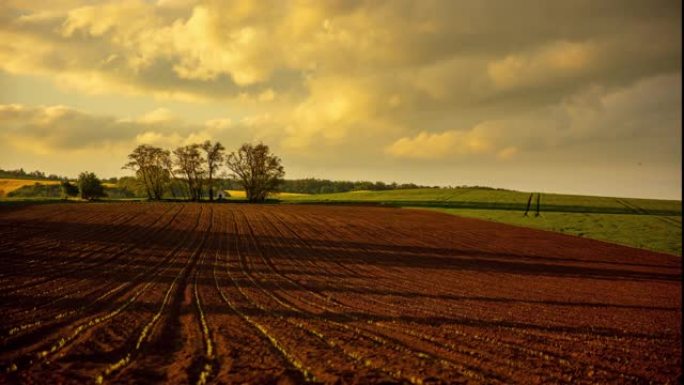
[0, 0, 678, 107]
[0, 104, 136, 151]
[386, 73, 682, 162]
[135, 107, 178, 124]
[487, 41, 597, 91]
[0, 104, 241, 153]
[385, 127, 495, 160]
[204, 118, 232, 130]
[496, 147, 518, 160]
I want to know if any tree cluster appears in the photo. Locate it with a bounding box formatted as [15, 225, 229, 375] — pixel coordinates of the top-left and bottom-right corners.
[124, 141, 284, 202]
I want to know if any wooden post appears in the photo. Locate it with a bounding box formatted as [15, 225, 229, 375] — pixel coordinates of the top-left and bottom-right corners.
[524, 193, 533, 216]
[535, 193, 541, 217]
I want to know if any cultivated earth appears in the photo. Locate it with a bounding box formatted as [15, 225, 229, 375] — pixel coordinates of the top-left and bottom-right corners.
[0, 203, 681, 384]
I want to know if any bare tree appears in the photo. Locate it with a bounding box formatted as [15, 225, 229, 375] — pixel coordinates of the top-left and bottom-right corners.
[226, 143, 284, 202]
[124, 145, 171, 200]
[173, 144, 206, 201]
[160, 152, 180, 199]
[201, 140, 225, 201]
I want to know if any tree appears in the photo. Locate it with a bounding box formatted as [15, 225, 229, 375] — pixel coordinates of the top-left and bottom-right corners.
[60, 179, 79, 199]
[160, 151, 181, 199]
[200, 140, 225, 201]
[116, 176, 148, 198]
[226, 143, 284, 202]
[124, 145, 171, 200]
[173, 144, 206, 201]
[78, 172, 106, 200]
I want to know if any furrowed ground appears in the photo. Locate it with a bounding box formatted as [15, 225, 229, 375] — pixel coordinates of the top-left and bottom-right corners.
[0, 203, 680, 384]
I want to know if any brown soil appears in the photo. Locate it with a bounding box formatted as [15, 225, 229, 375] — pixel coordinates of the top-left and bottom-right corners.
[0, 203, 680, 384]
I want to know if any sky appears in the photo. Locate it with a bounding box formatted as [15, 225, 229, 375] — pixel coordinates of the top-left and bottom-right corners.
[0, 0, 681, 199]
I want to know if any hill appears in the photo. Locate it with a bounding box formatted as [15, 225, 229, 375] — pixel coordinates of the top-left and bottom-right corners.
[282, 187, 681, 214]
[0, 179, 60, 198]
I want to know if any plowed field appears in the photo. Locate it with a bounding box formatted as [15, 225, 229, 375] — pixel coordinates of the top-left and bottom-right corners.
[0, 203, 680, 384]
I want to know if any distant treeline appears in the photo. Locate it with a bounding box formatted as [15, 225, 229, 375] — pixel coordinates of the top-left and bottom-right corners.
[6, 181, 136, 199]
[0, 168, 66, 180]
[4, 177, 438, 198]
[107, 176, 437, 195]
[278, 179, 436, 194]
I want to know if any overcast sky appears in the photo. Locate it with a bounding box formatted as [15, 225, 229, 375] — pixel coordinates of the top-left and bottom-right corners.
[0, 0, 681, 199]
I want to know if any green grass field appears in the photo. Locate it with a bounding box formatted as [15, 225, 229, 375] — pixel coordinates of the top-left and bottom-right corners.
[284, 187, 680, 213]
[283, 188, 682, 255]
[415, 207, 681, 256]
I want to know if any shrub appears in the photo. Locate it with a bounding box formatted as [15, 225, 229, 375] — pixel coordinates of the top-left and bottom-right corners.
[78, 172, 106, 200]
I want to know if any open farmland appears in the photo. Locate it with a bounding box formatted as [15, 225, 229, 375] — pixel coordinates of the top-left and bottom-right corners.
[0, 203, 681, 384]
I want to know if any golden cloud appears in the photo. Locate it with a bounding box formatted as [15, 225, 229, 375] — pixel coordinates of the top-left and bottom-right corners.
[385, 124, 498, 160]
[488, 41, 598, 90]
[0, 104, 243, 153]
